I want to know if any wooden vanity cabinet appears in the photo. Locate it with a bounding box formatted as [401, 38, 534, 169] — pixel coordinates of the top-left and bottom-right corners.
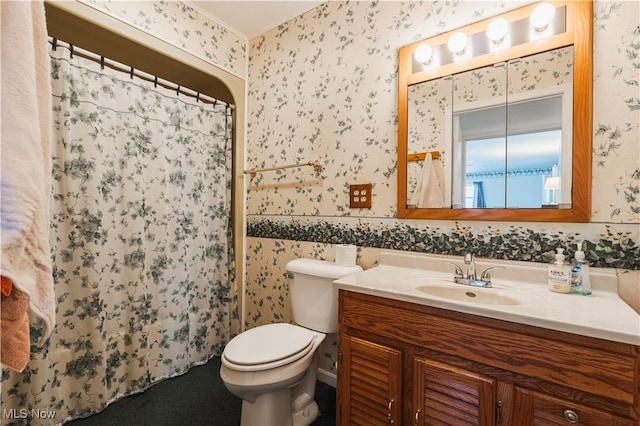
[336, 290, 640, 426]
[339, 336, 402, 425]
[412, 357, 499, 425]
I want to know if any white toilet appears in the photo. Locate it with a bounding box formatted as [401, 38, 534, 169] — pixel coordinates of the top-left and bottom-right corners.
[220, 258, 362, 426]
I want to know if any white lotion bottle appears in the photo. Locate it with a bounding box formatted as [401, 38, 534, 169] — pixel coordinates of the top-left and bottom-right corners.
[548, 248, 571, 293]
[571, 241, 592, 296]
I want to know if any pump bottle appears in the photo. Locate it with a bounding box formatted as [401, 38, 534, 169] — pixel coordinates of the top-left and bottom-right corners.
[548, 248, 571, 293]
[571, 241, 592, 296]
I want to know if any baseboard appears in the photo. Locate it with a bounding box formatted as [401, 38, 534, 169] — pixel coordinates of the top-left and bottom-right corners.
[317, 368, 336, 388]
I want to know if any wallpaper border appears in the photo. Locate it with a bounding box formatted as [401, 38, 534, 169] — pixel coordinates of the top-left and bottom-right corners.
[247, 216, 639, 270]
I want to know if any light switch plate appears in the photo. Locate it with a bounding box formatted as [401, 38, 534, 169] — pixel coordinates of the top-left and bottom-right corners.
[349, 183, 372, 209]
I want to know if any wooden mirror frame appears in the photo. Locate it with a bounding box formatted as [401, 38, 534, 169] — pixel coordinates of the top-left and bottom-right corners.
[397, 0, 592, 222]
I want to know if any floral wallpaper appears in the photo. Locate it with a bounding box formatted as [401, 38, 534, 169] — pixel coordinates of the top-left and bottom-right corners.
[79, 0, 247, 77]
[592, 1, 640, 220]
[247, 1, 639, 220]
[245, 1, 639, 379]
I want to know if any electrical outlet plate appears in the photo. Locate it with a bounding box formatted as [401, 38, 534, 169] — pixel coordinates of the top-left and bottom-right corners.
[349, 183, 372, 209]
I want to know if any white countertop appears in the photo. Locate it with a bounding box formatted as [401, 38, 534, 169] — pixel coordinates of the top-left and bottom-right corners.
[333, 251, 640, 346]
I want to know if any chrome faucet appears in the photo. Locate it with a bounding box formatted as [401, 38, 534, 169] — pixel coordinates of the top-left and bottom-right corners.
[443, 254, 505, 288]
[480, 266, 504, 284]
[463, 253, 476, 281]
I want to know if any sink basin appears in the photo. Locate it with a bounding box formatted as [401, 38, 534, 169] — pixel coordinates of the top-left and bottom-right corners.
[415, 284, 522, 306]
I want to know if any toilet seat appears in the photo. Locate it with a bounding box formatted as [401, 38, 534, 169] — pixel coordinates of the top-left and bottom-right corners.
[223, 323, 317, 372]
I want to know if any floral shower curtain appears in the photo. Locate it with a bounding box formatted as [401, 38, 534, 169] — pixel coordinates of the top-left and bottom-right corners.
[1, 41, 238, 425]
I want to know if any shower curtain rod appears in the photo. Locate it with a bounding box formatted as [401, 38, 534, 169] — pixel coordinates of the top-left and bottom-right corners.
[244, 160, 323, 178]
[48, 37, 234, 109]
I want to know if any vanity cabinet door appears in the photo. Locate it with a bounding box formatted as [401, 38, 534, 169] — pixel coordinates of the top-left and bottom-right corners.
[413, 357, 497, 426]
[338, 335, 403, 426]
[513, 387, 637, 426]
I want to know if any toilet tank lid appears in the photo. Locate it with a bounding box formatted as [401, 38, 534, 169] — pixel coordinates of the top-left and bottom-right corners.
[286, 258, 362, 279]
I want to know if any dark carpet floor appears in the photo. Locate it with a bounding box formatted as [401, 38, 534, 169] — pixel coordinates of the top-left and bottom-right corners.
[65, 356, 336, 426]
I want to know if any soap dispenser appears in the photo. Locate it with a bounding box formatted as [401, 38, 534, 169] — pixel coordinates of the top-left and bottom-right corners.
[571, 241, 592, 296]
[548, 248, 571, 293]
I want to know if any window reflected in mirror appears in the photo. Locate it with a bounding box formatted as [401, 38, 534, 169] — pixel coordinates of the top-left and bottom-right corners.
[459, 126, 562, 208]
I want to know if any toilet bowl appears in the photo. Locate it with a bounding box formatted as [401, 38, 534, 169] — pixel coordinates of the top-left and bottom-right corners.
[219, 258, 362, 426]
[220, 323, 325, 426]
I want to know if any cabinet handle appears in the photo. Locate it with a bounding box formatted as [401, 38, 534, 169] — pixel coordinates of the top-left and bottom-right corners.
[563, 409, 579, 424]
[414, 409, 420, 425]
[387, 400, 394, 424]
[496, 400, 503, 423]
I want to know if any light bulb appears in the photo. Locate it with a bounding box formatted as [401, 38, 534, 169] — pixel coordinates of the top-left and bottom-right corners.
[530, 3, 556, 31]
[487, 18, 509, 43]
[414, 43, 433, 64]
[447, 32, 467, 55]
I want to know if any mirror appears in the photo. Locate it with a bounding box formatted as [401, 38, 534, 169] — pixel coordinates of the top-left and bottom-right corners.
[398, 1, 592, 221]
[450, 47, 573, 209]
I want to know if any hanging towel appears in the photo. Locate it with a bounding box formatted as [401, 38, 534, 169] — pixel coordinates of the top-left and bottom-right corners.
[1, 278, 30, 372]
[409, 153, 445, 208]
[1, 0, 55, 361]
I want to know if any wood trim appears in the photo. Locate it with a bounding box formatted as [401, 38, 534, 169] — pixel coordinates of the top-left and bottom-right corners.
[397, 0, 593, 222]
[44, 1, 238, 103]
[408, 151, 441, 161]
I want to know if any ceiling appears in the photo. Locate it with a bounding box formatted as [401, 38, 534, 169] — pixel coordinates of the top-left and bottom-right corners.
[188, 1, 325, 39]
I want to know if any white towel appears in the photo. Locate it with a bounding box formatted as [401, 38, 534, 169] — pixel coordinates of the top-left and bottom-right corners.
[1, 1, 55, 342]
[409, 153, 445, 208]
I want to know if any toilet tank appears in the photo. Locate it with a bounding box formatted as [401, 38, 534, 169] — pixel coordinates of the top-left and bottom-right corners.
[285, 258, 362, 333]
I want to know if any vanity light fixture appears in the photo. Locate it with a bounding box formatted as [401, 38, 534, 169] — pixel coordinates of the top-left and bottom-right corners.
[414, 43, 433, 64]
[399, 0, 591, 222]
[530, 2, 556, 31]
[487, 18, 509, 44]
[447, 32, 467, 55]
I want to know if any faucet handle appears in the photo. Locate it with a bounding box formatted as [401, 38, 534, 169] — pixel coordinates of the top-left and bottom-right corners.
[442, 261, 464, 278]
[480, 266, 505, 282]
[463, 253, 474, 264]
